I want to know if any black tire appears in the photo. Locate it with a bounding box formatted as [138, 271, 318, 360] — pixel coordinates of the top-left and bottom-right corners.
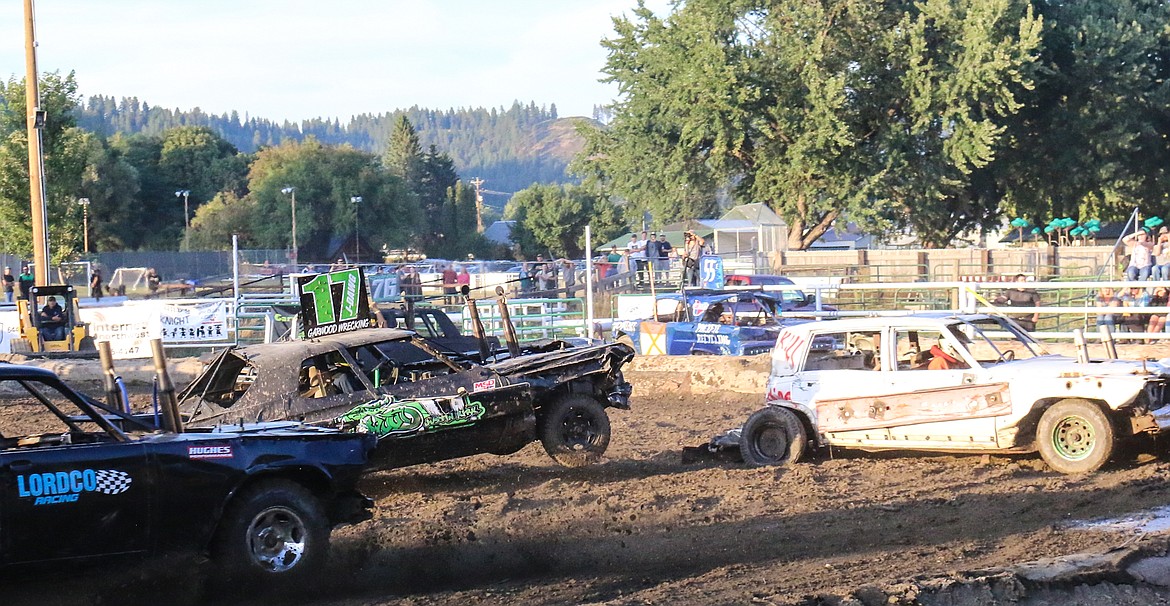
[538, 394, 611, 467]
[1036, 399, 1114, 474]
[213, 480, 329, 585]
[740, 406, 808, 467]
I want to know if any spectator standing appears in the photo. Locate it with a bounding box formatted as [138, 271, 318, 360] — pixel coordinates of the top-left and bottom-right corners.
[656, 234, 673, 282]
[1094, 287, 1120, 331]
[518, 263, 534, 295]
[682, 231, 706, 287]
[441, 264, 458, 304]
[17, 266, 34, 300]
[631, 231, 649, 286]
[146, 268, 161, 297]
[2, 267, 14, 302]
[533, 255, 552, 291]
[1123, 228, 1155, 281]
[89, 268, 103, 301]
[645, 232, 661, 283]
[561, 259, 577, 298]
[606, 246, 623, 278]
[456, 265, 471, 294]
[993, 274, 1041, 331]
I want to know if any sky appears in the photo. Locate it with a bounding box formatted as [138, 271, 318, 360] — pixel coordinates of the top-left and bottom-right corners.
[0, 0, 672, 123]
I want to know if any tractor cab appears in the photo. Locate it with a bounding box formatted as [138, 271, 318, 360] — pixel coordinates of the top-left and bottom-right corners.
[12, 285, 96, 356]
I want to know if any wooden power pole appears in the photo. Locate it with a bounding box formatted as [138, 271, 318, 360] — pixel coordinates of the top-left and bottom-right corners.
[470, 177, 486, 233]
[24, 0, 50, 286]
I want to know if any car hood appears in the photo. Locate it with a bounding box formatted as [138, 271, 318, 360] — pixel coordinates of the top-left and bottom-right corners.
[983, 355, 1169, 380]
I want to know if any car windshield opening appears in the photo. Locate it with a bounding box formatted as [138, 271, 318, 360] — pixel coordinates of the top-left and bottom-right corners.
[950, 317, 1046, 366]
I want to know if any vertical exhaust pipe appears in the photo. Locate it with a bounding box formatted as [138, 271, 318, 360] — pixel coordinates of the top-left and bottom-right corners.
[150, 339, 183, 433]
[1072, 328, 1090, 364]
[98, 341, 121, 411]
[495, 286, 521, 358]
[1099, 324, 1118, 360]
[462, 285, 491, 363]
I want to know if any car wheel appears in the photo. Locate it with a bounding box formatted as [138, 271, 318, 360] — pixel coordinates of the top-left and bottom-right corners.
[740, 406, 808, 468]
[539, 394, 611, 467]
[213, 480, 329, 584]
[1036, 399, 1114, 474]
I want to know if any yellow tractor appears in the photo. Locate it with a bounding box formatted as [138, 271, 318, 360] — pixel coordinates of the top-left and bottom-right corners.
[11, 284, 97, 357]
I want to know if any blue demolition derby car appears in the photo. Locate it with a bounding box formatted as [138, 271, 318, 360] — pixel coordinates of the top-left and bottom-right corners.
[613, 290, 818, 356]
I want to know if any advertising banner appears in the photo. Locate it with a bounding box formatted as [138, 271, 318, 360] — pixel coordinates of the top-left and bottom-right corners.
[297, 268, 372, 339]
[0, 309, 19, 354]
[82, 306, 161, 359]
[158, 301, 230, 342]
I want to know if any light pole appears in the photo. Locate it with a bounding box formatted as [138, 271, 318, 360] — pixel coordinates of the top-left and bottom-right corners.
[77, 197, 90, 254]
[350, 196, 362, 263]
[175, 189, 190, 249]
[281, 187, 298, 264]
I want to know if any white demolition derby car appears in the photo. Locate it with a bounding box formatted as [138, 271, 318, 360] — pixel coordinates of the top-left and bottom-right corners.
[730, 313, 1170, 474]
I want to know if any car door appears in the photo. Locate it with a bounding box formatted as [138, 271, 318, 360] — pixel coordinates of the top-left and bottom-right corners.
[797, 328, 892, 443]
[817, 327, 1006, 449]
[0, 379, 150, 564]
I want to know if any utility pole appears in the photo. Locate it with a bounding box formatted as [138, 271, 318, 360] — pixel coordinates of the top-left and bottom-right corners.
[24, 0, 49, 286]
[350, 196, 362, 262]
[281, 187, 298, 265]
[78, 198, 90, 254]
[470, 177, 486, 233]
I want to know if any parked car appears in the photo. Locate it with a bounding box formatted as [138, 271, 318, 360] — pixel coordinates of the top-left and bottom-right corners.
[613, 290, 812, 356]
[723, 275, 828, 312]
[731, 313, 1170, 474]
[0, 363, 374, 583]
[179, 328, 634, 470]
[379, 305, 500, 362]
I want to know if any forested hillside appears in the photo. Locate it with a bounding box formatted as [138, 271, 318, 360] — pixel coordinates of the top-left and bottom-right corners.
[74, 99, 585, 208]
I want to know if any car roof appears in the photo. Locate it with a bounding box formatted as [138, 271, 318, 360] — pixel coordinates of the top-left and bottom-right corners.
[726, 274, 795, 285]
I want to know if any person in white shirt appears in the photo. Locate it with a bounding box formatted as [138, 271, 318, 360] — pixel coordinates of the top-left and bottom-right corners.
[630, 231, 649, 286]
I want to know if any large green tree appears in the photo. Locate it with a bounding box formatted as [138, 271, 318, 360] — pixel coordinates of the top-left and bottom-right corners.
[579, 0, 1042, 249]
[0, 72, 101, 257]
[995, 0, 1170, 224]
[505, 183, 626, 258]
[247, 138, 414, 261]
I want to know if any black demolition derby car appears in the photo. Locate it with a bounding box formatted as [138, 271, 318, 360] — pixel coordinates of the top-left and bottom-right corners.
[178, 328, 635, 470]
[0, 363, 374, 583]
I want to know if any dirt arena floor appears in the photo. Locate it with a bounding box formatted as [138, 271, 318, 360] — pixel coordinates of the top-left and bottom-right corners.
[9, 352, 1170, 605]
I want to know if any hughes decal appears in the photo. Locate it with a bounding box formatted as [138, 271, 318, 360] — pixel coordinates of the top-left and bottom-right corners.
[17, 469, 133, 506]
[336, 394, 487, 438]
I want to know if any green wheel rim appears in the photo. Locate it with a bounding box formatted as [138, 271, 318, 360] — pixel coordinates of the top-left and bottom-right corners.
[1051, 415, 1095, 461]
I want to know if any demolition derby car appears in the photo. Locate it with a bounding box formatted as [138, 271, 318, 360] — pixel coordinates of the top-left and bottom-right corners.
[178, 328, 634, 470]
[0, 363, 374, 582]
[613, 290, 815, 356]
[728, 313, 1170, 474]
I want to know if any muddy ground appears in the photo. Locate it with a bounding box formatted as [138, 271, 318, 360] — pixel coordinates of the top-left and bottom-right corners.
[9, 353, 1170, 605]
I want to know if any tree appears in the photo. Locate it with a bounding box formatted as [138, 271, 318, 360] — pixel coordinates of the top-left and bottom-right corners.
[0, 72, 100, 257]
[505, 183, 626, 258]
[994, 0, 1170, 224]
[579, 0, 1042, 249]
[246, 138, 414, 261]
[187, 192, 258, 250]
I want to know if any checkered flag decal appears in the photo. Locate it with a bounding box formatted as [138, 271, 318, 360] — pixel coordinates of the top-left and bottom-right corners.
[93, 470, 132, 495]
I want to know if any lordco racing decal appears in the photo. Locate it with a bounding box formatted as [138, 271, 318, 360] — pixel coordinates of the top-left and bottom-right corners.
[17, 469, 132, 506]
[336, 393, 486, 438]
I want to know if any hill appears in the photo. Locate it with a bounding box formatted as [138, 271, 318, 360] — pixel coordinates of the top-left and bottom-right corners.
[75, 98, 593, 207]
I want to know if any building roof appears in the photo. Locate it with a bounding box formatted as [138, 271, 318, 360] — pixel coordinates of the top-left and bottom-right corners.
[483, 220, 516, 245]
[719, 203, 786, 226]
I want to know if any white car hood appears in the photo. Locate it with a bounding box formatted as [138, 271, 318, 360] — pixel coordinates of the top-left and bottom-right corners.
[983, 355, 1168, 380]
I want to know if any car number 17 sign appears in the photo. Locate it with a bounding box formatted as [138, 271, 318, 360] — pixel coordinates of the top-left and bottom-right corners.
[297, 268, 372, 339]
